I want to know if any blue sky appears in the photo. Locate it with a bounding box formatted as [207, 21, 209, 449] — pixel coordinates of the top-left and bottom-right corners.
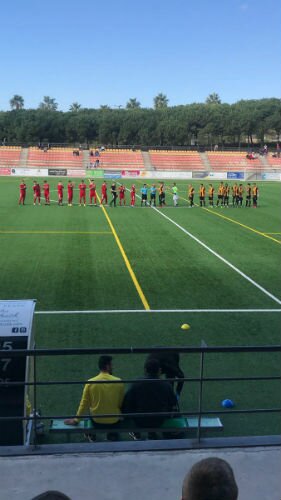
[1, 0, 280, 110]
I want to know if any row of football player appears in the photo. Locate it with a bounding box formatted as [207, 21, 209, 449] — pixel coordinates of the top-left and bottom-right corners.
[18, 179, 259, 208]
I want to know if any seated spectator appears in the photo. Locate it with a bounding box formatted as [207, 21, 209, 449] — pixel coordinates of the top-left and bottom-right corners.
[146, 351, 185, 398]
[181, 457, 238, 500]
[65, 355, 124, 441]
[94, 149, 100, 156]
[122, 358, 177, 440]
[31, 492, 71, 500]
[90, 150, 94, 157]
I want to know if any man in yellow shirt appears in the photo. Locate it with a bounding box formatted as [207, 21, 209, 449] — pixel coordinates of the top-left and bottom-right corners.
[65, 355, 124, 441]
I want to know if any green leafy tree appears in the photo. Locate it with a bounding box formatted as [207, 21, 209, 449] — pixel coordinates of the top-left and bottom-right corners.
[10, 95, 24, 110]
[206, 93, 221, 105]
[69, 102, 81, 112]
[126, 98, 141, 109]
[39, 96, 58, 111]
[100, 105, 111, 110]
[153, 93, 169, 109]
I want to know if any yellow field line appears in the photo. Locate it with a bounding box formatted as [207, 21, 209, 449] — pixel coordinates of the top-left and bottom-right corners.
[0, 230, 112, 234]
[97, 195, 150, 310]
[171, 191, 281, 246]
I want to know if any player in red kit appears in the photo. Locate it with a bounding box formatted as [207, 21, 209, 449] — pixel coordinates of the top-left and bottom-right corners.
[67, 180, 74, 206]
[33, 181, 41, 205]
[100, 181, 108, 205]
[57, 181, 64, 205]
[19, 180, 27, 205]
[118, 184, 126, 206]
[130, 184, 136, 207]
[79, 180, 87, 206]
[42, 180, 50, 205]
[89, 179, 97, 205]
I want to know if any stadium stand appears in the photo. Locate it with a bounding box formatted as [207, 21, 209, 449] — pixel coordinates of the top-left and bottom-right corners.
[0, 146, 21, 166]
[27, 147, 83, 167]
[149, 150, 204, 170]
[266, 155, 281, 167]
[207, 152, 263, 170]
[97, 149, 145, 170]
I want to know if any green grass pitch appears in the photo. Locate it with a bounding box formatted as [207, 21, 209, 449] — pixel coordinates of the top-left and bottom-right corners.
[0, 176, 280, 441]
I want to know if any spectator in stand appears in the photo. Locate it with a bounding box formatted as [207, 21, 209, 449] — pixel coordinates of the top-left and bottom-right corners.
[122, 358, 177, 440]
[276, 143, 280, 158]
[214, 144, 219, 151]
[263, 144, 268, 155]
[33, 181, 41, 206]
[95, 149, 100, 156]
[19, 180, 27, 205]
[65, 355, 124, 441]
[181, 457, 238, 500]
[90, 150, 94, 157]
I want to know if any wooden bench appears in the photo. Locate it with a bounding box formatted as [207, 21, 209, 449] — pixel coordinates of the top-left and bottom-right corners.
[49, 417, 223, 442]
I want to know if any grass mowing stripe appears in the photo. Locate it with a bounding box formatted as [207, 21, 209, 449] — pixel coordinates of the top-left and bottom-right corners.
[122, 182, 281, 305]
[35, 308, 281, 314]
[172, 191, 281, 246]
[0, 230, 112, 234]
[97, 193, 150, 311]
[151, 204, 281, 306]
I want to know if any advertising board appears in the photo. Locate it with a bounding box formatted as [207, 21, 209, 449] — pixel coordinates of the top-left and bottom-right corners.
[11, 168, 48, 177]
[121, 170, 140, 177]
[261, 172, 281, 181]
[48, 168, 67, 176]
[67, 169, 86, 178]
[0, 167, 11, 176]
[227, 172, 245, 180]
[104, 171, 122, 179]
[85, 169, 104, 178]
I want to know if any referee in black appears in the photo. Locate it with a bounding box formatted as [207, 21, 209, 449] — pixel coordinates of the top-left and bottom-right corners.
[110, 182, 118, 207]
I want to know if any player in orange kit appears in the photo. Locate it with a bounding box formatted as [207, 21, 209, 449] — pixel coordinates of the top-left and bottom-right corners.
[67, 180, 74, 206]
[118, 184, 126, 206]
[79, 180, 87, 206]
[33, 181, 41, 205]
[57, 181, 64, 205]
[130, 184, 136, 207]
[42, 180, 50, 205]
[89, 179, 97, 205]
[19, 180, 27, 205]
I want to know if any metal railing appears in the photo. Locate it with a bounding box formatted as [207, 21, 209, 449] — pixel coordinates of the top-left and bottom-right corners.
[0, 344, 280, 449]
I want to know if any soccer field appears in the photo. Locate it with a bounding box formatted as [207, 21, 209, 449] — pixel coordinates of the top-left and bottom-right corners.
[1, 176, 281, 440]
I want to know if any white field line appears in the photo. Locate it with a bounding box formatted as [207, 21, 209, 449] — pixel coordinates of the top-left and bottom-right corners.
[121, 184, 281, 306]
[35, 308, 281, 315]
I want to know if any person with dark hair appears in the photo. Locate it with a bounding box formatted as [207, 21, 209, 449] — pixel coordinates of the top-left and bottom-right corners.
[31, 491, 71, 500]
[146, 351, 185, 399]
[122, 358, 177, 440]
[110, 182, 118, 207]
[181, 457, 238, 500]
[65, 356, 124, 441]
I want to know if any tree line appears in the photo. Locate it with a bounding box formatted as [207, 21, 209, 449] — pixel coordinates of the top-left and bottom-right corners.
[1, 95, 280, 147]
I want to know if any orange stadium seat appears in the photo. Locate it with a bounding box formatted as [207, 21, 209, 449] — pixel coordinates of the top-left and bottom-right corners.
[149, 151, 204, 170]
[27, 148, 83, 167]
[207, 152, 263, 170]
[266, 155, 281, 167]
[0, 147, 21, 166]
[98, 150, 144, 169]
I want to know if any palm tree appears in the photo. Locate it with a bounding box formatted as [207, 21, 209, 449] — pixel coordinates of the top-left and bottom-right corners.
[206, 93, 221, 105]
[10, 95, 24, 110]
[69, 102, 81, 112]
[126, 98, 141, 109]
[153, 93, 169, 109]
[39, 96, 58, 111]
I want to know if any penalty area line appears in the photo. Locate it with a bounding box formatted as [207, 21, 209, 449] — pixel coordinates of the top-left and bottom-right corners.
[35, 308, 281, 315]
